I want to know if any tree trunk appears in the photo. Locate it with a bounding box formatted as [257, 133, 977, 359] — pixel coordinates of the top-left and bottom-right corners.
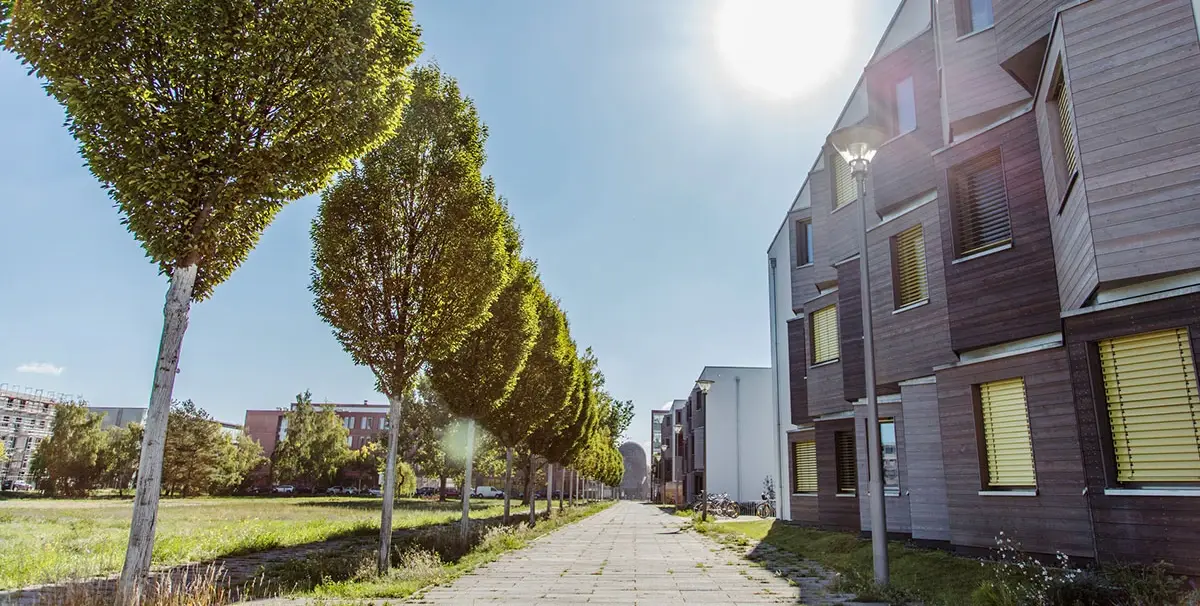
[439, 474, 447, 502]
[545, 462, 553, 518]
[503, 447, 513, 524]
[527, 454, 536, 526]
[460, 418, 475, 538]
[378, 393, 403, 575]
[558, 467, 564, 512]
[117, 264, 198, 606]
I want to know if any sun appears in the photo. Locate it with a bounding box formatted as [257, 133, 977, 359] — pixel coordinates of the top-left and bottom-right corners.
[714, 0, 855, 100]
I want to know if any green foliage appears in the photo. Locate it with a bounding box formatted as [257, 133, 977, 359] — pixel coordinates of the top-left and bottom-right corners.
[211, 432, 265, 495]
[485, 295, 577, 451]
[100, 422, 143, 495]
[311, 63, 509, 398]
[272, 392, 351, 488]
[29, 402, 106, 496]
[391, 461, 417, 497]
[428, 254, 540, 422]
[5, 0, 422, 299]
[162, 399, 261, 496]
[527, 357, 586, 465]
[0, 0, 9, 45]
[406, 377, 456, 481]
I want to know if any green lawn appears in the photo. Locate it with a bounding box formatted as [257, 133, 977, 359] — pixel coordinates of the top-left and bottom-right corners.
[0, 495, 514, 590]
[698, 519, 988, 606]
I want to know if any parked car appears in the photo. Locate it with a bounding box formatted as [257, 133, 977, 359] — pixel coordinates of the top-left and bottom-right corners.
[326, 486, 344, 495]
[471, 486, 504, 499]
[343, 487, 358, 495]
[272, 485, 295, 494]
[414, 486, 438, 498]
[366, 487, 383, 497]
[444, 487, 461, 498]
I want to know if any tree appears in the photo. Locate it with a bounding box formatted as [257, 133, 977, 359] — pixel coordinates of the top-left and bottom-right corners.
[483, 295, 578, 524]
[311, 63, 509, 573]
[406, 377, 456, 499]
[272, 392, 350, 489]
[161, 400, 224, 497]
[429, 237, 540, 533]
[29, 402, 106, 496]
[342, 440, 386, 490]
[211, 433, 265, 495]
[101, 423, 144, 496]
[5, 2, 422, 598]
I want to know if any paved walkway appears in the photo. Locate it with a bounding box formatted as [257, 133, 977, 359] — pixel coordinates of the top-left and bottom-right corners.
[407, 501, 825, 605]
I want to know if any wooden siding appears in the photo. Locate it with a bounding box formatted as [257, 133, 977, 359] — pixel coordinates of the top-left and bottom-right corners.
[788, 429, 821, 525]
[1059, 0, 1200, 286]
[867, 202, 958, 384]
[936, 347, 1094, 557]
[901, 381, 952, 542]
[790, 209, 820, 312]
[787, 318, 811, 425]
[934, 112, 1062, 352]
[854, 402, 912, 534]
[838, 260, 866, 403]
[1064, 292, 1200, 574]
[867, 31, 943, 213]
[937, 0, 1031, 127]
[807, 156, 840, 288]
[994, 0, 1069, 68]
[817, 418, 862, 532]
[805, 291, 849, 418]
[1037, 27, 1098, 311]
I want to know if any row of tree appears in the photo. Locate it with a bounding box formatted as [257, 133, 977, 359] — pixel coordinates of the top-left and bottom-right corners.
[2, 0, 630, 599]
[27, 401, 263, 498]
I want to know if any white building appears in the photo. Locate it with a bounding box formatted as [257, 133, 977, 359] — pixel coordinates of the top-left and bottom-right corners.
[687, 366, 774, 503]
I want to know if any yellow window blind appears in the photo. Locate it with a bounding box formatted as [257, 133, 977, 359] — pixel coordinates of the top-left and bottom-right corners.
[1099, 328, 1200, 484]
[980, 377, 1036, 488]
[835, 431, 857, 494]
[893, 224, 929, 308]
[833, 153, 856, 209]
[811, 304, 839, 364]
[951, 150, 1011, 257]
[794, 440, 817, 493]
[1053, 76, 1079, 181]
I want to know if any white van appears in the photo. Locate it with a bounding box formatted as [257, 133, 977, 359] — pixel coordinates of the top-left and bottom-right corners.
[471, 485, 504, 499]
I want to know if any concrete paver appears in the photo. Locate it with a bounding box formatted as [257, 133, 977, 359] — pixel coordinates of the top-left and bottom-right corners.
[406, 501, 811, 605]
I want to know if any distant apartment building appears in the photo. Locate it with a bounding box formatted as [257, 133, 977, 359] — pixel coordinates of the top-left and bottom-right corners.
[243, 400, 389, 460]
[767, 0, 1200, 574]
[0, 387, 69, 485]
[89, 406, 147, 428]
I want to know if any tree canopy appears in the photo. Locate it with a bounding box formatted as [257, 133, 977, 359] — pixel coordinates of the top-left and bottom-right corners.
[29, 402, 106, 496]
[5, 0, 423, 298]
[271, 391, 350, 488]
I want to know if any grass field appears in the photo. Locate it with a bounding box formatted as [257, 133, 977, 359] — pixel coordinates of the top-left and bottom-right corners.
[0, 495, 516, 590]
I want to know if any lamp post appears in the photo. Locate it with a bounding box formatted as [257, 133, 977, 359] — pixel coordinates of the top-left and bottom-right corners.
[695, 379, 714, 522]
[829, 123, 890, 585]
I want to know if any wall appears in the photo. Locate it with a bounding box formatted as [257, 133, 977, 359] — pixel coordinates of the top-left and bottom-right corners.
[935, 347, 1095, 557]
[696, 367, 774, 502]
[804, 290, 846, 417]
[787, 428, 820, 525]
[1065, 292, 1200, 573]
[854, 400, 912, 534]
[936, 0, 1031, 131]
[901, 380, 951, 542]
[770, 219, 800, 520]
[934, 112, 1062, 352]
[243, 410, 285, 459]
[816, 417, 861, 531]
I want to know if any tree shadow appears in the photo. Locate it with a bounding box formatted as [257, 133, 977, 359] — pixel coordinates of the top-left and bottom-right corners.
[294, 498, 494, 512]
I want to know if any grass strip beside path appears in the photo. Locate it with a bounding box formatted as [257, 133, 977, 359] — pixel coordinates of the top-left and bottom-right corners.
[696, 519, 987, 606]
[275, 500, 616, 600]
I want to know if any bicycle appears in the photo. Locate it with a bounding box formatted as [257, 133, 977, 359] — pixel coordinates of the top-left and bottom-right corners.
[757, 476, 777, 518]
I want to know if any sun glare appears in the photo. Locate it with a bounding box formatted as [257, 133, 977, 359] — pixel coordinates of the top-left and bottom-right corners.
[715, 0, 855, 100]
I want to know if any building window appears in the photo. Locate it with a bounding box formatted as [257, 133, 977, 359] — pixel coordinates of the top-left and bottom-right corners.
[363, 417, 372, 430]
[346, 436, 353, 448]
[795, 219, 813, 266]
[832, 152, 856, 209]
[880, 419, 900, 494]
[1099, 328, 1200, 484]
[950, 149, 1011, 257]
[793, 440, 817, 494]
[979, 378, 1036, 489]
[957, 0, 994, 36]
[892, 224, 929, 309]
[1049, 64, 1079, 208]
[894, 76, 916, 135]
[811, 304, 840, 365]
[835, 431, 857, 495]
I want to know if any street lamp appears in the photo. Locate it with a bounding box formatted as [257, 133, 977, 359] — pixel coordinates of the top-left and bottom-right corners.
[694, 379, 714, 522]
[829, 122, 890, 586]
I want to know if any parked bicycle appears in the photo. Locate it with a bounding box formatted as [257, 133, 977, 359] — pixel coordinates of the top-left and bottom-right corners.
[756, 476, 777, 518]
[693, 491, 740, 518]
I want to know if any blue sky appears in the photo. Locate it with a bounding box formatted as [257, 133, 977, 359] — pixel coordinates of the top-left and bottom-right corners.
[0, 1, 898, 450]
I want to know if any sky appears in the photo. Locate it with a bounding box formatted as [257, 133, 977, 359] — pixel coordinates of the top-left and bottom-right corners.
[0, 1, 899, 454]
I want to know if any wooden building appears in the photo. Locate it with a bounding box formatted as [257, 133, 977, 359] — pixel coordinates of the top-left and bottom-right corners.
[767, 0, 1200, 573]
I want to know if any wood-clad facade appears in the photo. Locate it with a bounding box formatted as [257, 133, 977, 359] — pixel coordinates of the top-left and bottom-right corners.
[765, 0, 1200, 573]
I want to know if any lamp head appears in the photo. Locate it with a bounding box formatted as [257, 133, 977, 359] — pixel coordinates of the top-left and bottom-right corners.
[695, 379, 714, 394]
[828, 123, 887, 174]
